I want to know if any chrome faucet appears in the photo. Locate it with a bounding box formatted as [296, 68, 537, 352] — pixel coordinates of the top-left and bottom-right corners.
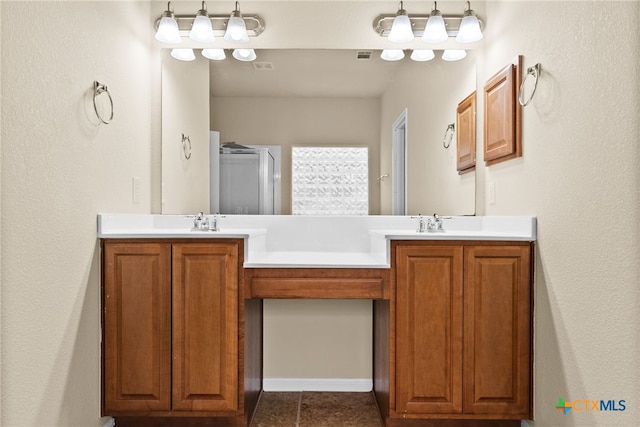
[191, 212, 225, 231]
[429, 213, 452, 232]
[208, 213, 224, 232]
[412, 214, 427, 233]
[428, 214, 441, 232]
[193, 212, 209, 230]
[412, 213, 448, 233]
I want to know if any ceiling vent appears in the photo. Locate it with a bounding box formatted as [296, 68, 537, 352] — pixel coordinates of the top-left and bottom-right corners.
[356, 51, 373, 60]
[253, 62, 274, 71]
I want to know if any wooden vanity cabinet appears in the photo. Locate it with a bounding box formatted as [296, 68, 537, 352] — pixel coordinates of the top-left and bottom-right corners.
[391, 241, 532, 424]
[102, 239, 247, 423]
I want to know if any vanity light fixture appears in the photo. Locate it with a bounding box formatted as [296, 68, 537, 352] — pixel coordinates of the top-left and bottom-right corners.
[410, 49, 435, 61]
[388, 2, 414, 43]
[232, 48, 257, 62]
[154, 1, 264, 45]
[189, 1, 215, 43]
[373, 1, 483, 42]
[202, 48, 226, 60]
[155, 2, 181, 44]
[224, 1, 250, 43]
[442, 49, 467, 61]
[456, 1, 483, 43]
[171, 48, 196, 61]
[421, 2, 447, 43]
[382, 49, 465, 62]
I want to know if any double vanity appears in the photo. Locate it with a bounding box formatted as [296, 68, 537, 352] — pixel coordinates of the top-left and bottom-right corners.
[99, 214, 536, 426]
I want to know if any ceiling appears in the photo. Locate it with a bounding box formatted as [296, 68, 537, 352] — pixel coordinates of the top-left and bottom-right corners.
[209, 49, 403, 99]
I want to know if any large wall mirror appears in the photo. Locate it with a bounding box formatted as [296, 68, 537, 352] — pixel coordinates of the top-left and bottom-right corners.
[161, 49, 476, 216]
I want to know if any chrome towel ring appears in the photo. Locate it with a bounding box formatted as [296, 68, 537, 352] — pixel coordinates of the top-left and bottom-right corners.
[443, 123, 455, 149]
[519, 63, 541, 107]
[93, 81, 114, 124]
[182, 133, 192, 160]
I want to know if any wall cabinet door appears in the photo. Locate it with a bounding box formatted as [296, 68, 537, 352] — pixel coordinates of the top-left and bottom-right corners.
[103, 243, 172, 412]
[483, 57, 522, 166]
[395, 244, 464, 414]
[172, 243, 239, 412]
[457, 91, 477, 173]
[463, 245, 531, 416]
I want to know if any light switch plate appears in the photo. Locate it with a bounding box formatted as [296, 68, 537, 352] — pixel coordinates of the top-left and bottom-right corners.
[488, 180, 496, 205]
[132, 176, 141, 204]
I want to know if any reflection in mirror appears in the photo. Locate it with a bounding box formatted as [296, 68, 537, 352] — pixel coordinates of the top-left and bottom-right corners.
[161, 49, 476, 216]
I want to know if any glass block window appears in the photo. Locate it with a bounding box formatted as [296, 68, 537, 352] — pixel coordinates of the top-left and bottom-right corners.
[292, 146, 369, 215]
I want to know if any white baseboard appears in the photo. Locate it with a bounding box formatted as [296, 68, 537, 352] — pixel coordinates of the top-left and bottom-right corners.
[263, 378, 372, 392]
[102, 418, 115, 427]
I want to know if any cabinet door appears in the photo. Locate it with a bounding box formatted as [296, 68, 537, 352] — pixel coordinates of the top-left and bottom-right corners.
[395, 244, 463, 414]
[457, 91, 477, 173]
[483, 57, 522, 166]
[172, 242, 239, 412]
[103, 243, 172, 412]
[463, 245, 531, 416]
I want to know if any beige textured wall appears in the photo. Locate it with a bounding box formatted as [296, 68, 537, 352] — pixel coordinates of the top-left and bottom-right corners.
[1, 1, 157, 426]
[476, 2, 640, 426]
[263, 299, 373, 382]
[0, 3, 3, 422]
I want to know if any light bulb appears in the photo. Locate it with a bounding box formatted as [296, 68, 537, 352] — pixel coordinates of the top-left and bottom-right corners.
[189, 4, 215, 43]
[422, 4, 447, 44]
[456, 12, 483, 43]
[155, 5, 181, 44]
[381, 49, 405, 61]
[232, 48, 256, 61]
[202, 48, 226, 60]
[171, 48, 196, 61]
[442, 49, 467, 61]
[224, 4, 249, 43]
[388, 2, 414, 43]
[410, 50, 435, 62]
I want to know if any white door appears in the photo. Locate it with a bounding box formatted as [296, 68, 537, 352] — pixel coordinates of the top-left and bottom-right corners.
[392, 109, 408, 215]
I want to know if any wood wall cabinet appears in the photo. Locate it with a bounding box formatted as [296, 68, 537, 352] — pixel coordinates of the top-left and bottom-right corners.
[102, 239, 256, 426]
[388, 241, 532, 424]
[457, 92, 477, 173]
[484, 56, 522, 166]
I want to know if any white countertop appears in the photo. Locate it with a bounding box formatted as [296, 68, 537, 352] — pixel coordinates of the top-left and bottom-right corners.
[96, 227, 267, 240]
[98, 214, 536, 268]
[242, 251, 390, 269]
[370, 229, 535, 241]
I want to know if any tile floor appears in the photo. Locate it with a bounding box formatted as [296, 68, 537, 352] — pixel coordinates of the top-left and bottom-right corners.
[250, 392, 383, 427]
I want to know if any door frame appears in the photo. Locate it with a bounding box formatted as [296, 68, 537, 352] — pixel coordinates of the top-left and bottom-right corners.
[392, 109, 408, 216]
